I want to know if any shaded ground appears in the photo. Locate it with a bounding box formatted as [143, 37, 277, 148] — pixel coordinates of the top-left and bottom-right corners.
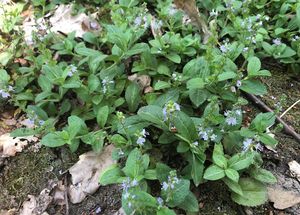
[0, 66, 300, 214]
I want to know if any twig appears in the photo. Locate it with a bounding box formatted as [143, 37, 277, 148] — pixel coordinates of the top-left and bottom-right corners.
[244, 93, 300, 143]
[280, 99, 300, 118]
[64, 176, 69, 215]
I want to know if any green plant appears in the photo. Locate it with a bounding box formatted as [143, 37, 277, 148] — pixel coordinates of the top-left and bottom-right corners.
[2, 0, 286, 214]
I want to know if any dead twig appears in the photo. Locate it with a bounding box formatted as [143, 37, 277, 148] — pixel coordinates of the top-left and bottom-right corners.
[245, 93, 300, 143]
[64, 176, 69, 215]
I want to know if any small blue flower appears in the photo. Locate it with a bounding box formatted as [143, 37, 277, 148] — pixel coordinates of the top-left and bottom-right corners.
[162, 182, 169, 191]
[226, 116, 237, 126]
[0, 89, 10, 98]
[242, 138, 252, 151]
[131, 179, 138, 187]
[157, 197, 164, 206]
[273, 38, 282, 45]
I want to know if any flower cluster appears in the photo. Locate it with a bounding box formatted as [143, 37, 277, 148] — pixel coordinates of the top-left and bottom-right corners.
[23, 114, 45, 128]
[121, 177, 139, 209]
[224, 109, 242, 126]
[101, 78, 114, 94]
[219, 41, 231, 54]
[198, 127, 217, 142]
[162, 101, 180, 121]
[135, 129, 149, 146]
[273, 38, 282, 46]
[171, 73, 182, 82]
[133, 15, 149, 29]
[242, 138, 263, 152]
[67, 65, 77, 77]
[161, 171, 180, 191]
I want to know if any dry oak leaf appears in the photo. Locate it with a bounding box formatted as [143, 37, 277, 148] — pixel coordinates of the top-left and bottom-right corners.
[68, 144, 115, 204]
[19, 189, 52, 215]
[268, 187, 300, 209]
[49, 4, 100, 37]
[0, 133, 38, 157]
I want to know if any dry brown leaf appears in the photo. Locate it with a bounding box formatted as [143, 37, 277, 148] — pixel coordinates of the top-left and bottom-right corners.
[68, 145, 115, 204]
[49, 4, 100, 37]
[52, 180, 66, 206]
[0, 133, 38, 157]
[174, 0, 210, 43]
[268, 187, 300, 209]
[0, 209, 17, 215]
[128, 74, 151, 91]
[114, 208, 126, 215]
[19, 189, 52, 215]
[288, 160, 300, 182]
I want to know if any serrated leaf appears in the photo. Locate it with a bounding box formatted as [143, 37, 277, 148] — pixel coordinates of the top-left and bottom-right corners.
[203, 165, 225, 181]
[231, 178, 268, 206]
[223, 178, 243, 196]
[249, 167, 277, 184]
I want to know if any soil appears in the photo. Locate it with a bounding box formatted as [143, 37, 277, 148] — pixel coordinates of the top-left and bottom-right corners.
[0, 67, 300, 215]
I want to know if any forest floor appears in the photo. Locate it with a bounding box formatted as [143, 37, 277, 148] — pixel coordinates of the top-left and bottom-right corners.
[0, 64, 300, 215]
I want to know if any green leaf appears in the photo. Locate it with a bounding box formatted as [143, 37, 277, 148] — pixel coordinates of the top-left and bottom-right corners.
[189, 89, 207, 107]
[144, 169, 157, 180]
[138, 105, 168, 130]
[166, 53, 181, 63]
[111, 134, 127, 147]
[228, 153, 254, 171]
[178, 191, 199, 212]
[223, 178, 243, 196]
[186, 78, 205, 89]
[213, 144, 227, 169]
[191, 154, 204, 186]
[240, 80, 267, 95]
[88, 74, 100, 92]
[173, 111, 198, 142]
[41, 132, 66, 147]
[126, 43, 149, 56]
[97, 106, 109, 128]
[231, 178, 268, 206]
[99, 164, 123, 185]
[157, 207, 176, 215]
[247, 57, 261, 74]
[163, 179, 190, 207]
[248, 69, 271, 77]
[156, 163, 172, 182]
[125, 82, 141, 112]
[250, 112, 276, 132]
[81, 131, 104, 153]
[259, 133, 278, 146]
[123, 148, 145, 177]
[10, 128, 39, 137]
[0, 69, 10, 85]
[203, 165, 225, 181]
[225, 169, 239, 183]
[217, 72, 237, 81]
[67, 115, 87, 139]
[157, 64, 171, 76]
[154, 81, 171, 90]
[249, 167, 277, 184]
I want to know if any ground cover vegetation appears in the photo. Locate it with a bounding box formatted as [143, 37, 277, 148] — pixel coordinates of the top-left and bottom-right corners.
[1, 0, 300, 214]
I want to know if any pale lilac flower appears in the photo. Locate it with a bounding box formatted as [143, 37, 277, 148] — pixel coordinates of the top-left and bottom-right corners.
[273, 38, 282, 45]
[243, 47, 249, 52]
[118, 149, 124, 156]
[23, 118, 35, 127]
[134, 16, 142, 26]
[131, 179, 138, 186]
[255, 143, 263, 151]
[137, 137, 146, 146]
[192, 141, 199, 146]
[226, 116, 237, 126]
[230, 86, 237, 93]
[236, 80, 242, 88]
[235, 110, 242, 115]
[128, 202, 132, 208]
[157, 197, 164, 206]
[162, 182, 169, 191]
[38, 120, 45, 126]
[90, 21, 98, 30]
[152, 20, 163, 30]
[169, 7, 177, 15]
[0, 89, 10, 98]
[242, 138, 252, 151]
[67, 65, 77, 77]
[220, 44, 228, 53]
